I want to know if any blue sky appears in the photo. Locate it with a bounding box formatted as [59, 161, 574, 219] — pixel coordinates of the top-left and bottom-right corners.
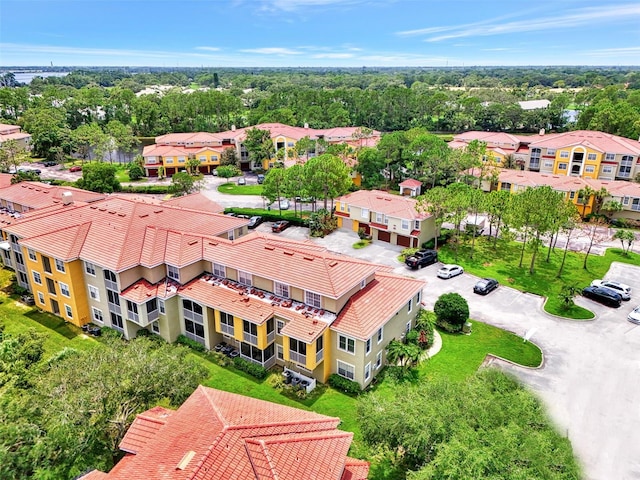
[1, 0, 639, 67]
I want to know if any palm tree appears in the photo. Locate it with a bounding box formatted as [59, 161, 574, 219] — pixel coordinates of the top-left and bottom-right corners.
[386, 340, 421, 370]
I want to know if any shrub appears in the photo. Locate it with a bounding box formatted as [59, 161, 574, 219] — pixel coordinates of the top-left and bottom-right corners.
[434, 293, 469, 332]
[100, 326, 124, 339]
[232, 357, 268, 379]
[399, 247, 419, 262]
[405, 329, 419, 345]
[120, 184, 170, 194]
[309, 209, 338, 237]
[225, 208, 309, 227]
[328, 373, 361, 395]
[422, 230, 454, 250]
[176, 334, 206, 352]
[415, 309, 436, 349]
[135, 328, 152, 337]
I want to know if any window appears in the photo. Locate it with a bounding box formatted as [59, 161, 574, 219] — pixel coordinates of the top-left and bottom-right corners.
[89, 285, 100, 301]
[587, 153, 597, 161]
[558, 163, 568, 171]
[585, 165, 595, 173]
[274, 281, 289, 298]
[220, 311, 235, 336]
[376, 212, 384, 223]
[338, 334, 355, 354]
[377, 327, 383, 344]
[364, 362, 371, 381]
[543, 160, 554, 168]
[605, 153, 615, 161]
[361, 208, 369, 220]
[42, 256, 52, 273]
[107, 289, 120, 306]
[178, 156, 186, 163]
[167, 265, 180, 281]
[228, 230, 235, 241]
[104, 270, 117, 290]
[243, 320, 258, 346]
[27, 248, 36, 261]
[92, 307, 104, 323]
[401, 219, 409, 230]
[199, 156, 206, 162]
[55, 258, 65, 273]
[289, 338, 307, 364]
[276, 344, 284, 360]
[238, 270, 252, 286]
[500, 182, 512, 191]
[365, 338, 371, 355]
[165, 158, 174, 164]
[529, 148, 541, 169]
[85, 262, 96, 276]
[602, 166, 613, 174]
[37, 292, 45, 305]
[623, 197, 630, 206]
[316, 335, 324, 362]
[64, 304, 73, 319]
[211, 263, 225, 277]
[360, 278, 366, 289]
[276, 320, 285, 335]
[32, 270, 42, 285]
[406, 321, 412, 334]
[417, 290, 422, 303]
[632, 198, 640, 212]
[159, 299, 165, 314]
[375, 351, 383, 369]
[560, 151, 569, 159]
[569, 191, 576, 200]
[110, 312, 124, 330]
[618, 156, 633, 178]
[547, 148, 556, 156]
[59, 282, 70, 297]
[151, 321, 160, 333]
[183, 300, 204, 343]
[337, 360, 355, 380]
[414, 220, 420, 230]
[305, 290, 321, 308]
[46, 278, 56, 295]
[407, 298, 413, 313]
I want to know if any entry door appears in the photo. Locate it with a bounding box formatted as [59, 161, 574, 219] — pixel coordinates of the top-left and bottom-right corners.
[50, 299, 60, 315]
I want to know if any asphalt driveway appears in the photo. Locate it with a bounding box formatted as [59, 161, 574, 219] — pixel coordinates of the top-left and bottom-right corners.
[285, 228, 640, 480]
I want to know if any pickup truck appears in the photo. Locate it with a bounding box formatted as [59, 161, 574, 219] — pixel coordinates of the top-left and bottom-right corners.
[405, 249, 438, 269]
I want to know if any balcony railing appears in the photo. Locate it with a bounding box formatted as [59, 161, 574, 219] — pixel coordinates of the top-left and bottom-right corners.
[267, 330, 275, 344]
[127, 310, 140, 324]
[107, 301, 121, 314]
[289, 351, 306, 365]
[243, 332, 258, 346]
[316, 348, 324, 364]
[220, 323, 234, 336]
[147, 309, 159, 322]
[104, 279, 118, 291]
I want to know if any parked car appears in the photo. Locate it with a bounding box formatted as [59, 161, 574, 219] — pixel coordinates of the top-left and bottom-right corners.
[41, 160, 57, 167]
[237, 177, 246, 185]
[271, 220, 290, 233]
[627, 305, 640, 324]
[405, 249, 438, 269]
[257, 174, 265, 184]
[69, 165, 82, 172]
[18, 168, 41, 175]
[582, 285, 622, 307]
[278, 199, 290, 210]
[211, 169, 218, 176]
[473, 278, 499, 295]
[590, 279, 631, 300]
[247, 216, 263, 229]
[437, 264, 464, 279]
[224, 212, 238, 217]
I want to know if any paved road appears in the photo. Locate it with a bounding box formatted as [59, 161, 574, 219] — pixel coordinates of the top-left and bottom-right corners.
[269, 226, 640, 480]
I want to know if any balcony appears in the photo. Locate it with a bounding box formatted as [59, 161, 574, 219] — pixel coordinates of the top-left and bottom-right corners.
[315, 348, 324, 364]
[105, 279, 118, 291]
[243, 332, 258, 346]
[147, 309, 159, 322]
[289, 350, 306, 365]
[267, 330, 275, 344]
[220, 323, 234, 336]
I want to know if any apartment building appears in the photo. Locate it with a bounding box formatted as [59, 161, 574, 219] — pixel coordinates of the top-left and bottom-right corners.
[0, 123, 31, 149]
[142, 122, 380, 177]
[3, 191, 424, 389]
[452, 129, 640, 182]
[335, 189, 435, 248]
[80, 385, 369, 480]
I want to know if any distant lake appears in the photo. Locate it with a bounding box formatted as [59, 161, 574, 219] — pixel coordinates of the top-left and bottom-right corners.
[9, 71, 70, 84]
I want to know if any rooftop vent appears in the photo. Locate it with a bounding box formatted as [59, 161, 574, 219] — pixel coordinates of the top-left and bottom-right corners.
[61, 191, 73, 205]
[176, 451, 196, 470]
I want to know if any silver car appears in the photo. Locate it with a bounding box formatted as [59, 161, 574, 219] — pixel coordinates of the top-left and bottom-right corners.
[591, 279, 631, 301]
[437, 264, 464, 279]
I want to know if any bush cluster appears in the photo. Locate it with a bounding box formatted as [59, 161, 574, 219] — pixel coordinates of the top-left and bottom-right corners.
[328, 373, 361, 395]
[225, 207, 309, 227]
[232, 357, 268, 379]
[120, 184, 171, 194]
[176, 334, 206, 352]
[422, 230, 454, 250]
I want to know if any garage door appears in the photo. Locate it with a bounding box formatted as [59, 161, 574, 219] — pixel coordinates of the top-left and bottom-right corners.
[378, 230, 391, 243]
[397, 235, 411, 247]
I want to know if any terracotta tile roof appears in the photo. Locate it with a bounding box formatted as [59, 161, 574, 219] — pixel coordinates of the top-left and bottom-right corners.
[332, 272, 425, 341]
[119, 406, 174, 454]
[0, 182, 105, 210]
[97, 386, 362, 480]
[399, 179, 422, 188]
[203, 232, 380, 299]
[279, 311, 328, 343]
[0, 131, 31, 142]
[0, 123, 22, 134]
[120, 278, 180, 303]
[528, 130, 640, 155]
[341, 459, 371, 480]
[20, 222, 91, 262]
[162, 193, 224, 213]
[453, 131, 522, 146]
[336, 190, 429, 221]
[77, 470, 109, 480]
[0, 173, 13, 189]
[5, 197, 247, 271]
[155, 132, 225, 145]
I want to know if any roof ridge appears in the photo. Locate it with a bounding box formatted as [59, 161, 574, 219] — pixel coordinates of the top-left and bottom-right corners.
[247, 429, 353, 445]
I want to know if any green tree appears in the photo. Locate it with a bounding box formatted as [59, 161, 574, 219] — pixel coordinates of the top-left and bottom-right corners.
[216, 164, 240, 180]
[186, 157, 201, 175]
[558, 283, 582, 310]
[304, 153, 352, 211]
[262, 167, 287, 215]
[385, 339, 421, 371]
[0, 139, 29, 173]
[70, 122, 106, 162]
[169, 171, 203, 196]
[76, 162, 121, 193]
[220, 147, 239, 167]
[19, 107, 71, 160]
[417, 186, 451, 250]
[243, 128, 274, 169]
[433, 292, 469, 332]
[355, 146, 386, 189]
[614, 229, 635, 255]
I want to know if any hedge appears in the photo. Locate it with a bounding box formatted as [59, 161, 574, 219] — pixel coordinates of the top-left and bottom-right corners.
[225, 207, 309, 227]
[232, 357, 269, 379]
[176, 334, 206, 352]
[328, 373, 361, 395]
[120, 184, 171, 194]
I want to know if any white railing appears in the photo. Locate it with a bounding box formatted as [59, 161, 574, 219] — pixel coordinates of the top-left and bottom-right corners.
[289, 351, 306, 365]
[220, 323, 234, 336]
[315, 348, 324, 363]
[244, 332, 258, 346]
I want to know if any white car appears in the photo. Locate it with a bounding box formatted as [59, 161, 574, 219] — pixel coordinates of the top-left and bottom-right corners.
[590, 279, 631, 301]
[628, 306, 640, 324]
[278, 198, 290, 210]
[437, 264, 464, 279]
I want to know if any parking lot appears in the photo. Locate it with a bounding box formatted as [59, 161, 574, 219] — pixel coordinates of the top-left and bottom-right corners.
[264, 226, 640, 480]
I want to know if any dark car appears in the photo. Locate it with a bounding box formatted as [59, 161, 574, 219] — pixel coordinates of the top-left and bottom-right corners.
[41, 161, 57, 167]
[473, 278, 499, 295]
[582, 285, 622, 308]
[257, 174, 265, 184]
[272, 220, 290, 233]
[405, 249, 438, 269]
[247, 216, 263, 229]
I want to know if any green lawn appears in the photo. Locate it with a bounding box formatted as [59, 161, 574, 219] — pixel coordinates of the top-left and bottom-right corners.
[438, 236, 640, 319]
[218, 182, 264, 195]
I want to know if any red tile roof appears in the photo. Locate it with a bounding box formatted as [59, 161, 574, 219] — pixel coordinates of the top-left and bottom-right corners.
[120, 278, 180, 303]
[78, 471, 108, 480]
[528, 130, 640, 155]
[336, 190, 429, 221]
[332, 272, 425, 341]
[0, 182, 105, 210]
[399, 179, 422, 188]
[90, 385, 367, 480]
[119, 406, 174, 454]
[162, 193, 224, 213]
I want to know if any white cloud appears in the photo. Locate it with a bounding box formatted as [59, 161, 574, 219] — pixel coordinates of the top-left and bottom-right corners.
[586, 46, 640, 57]
[195, 46, 221, 52]
[312, 53, 355, 59]
[239, 47, 302, 55]
[256, 0, 367, 12]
